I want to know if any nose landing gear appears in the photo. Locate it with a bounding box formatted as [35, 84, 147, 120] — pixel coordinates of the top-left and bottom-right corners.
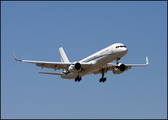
[116, 58, 120, 65]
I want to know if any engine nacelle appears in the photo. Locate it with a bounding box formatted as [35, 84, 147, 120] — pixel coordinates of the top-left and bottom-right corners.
[68, 62, 81, 73]
[113, 64, 126, 74]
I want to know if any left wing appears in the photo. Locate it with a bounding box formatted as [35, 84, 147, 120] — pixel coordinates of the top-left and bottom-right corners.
[13, 52, 91, 71]
[93, 57, 149, 74]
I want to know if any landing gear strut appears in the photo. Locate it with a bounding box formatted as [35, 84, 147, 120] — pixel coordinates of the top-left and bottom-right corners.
[116, 58, 120, 65]
[99, 69, 106, 83]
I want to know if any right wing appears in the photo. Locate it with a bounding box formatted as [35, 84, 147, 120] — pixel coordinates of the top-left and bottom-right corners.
[13, 52, 91, 71]
[124, 57, 149, 67]
[93, 57, 149, 74]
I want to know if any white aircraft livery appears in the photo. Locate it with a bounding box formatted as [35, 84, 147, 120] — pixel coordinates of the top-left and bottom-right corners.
[13, 43, 149, 83]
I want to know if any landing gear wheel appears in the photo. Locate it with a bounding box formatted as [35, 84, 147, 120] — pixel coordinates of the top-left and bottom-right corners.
[99, 77, 106, 83]
[99, 78, 102, 82]
[103, 77, 106, 82]
[78, 77, 82, 82]
[75, 76, 82, 82]
[75, 78, 78, 82]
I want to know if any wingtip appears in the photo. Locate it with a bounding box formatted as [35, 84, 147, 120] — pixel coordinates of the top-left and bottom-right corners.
[12, 52, 22, 62]
[146, 57, 149, 65]
[12, 52, 17, 60]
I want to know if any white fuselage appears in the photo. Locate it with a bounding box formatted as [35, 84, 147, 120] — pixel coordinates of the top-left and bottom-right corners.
[61, 43, 128, 79]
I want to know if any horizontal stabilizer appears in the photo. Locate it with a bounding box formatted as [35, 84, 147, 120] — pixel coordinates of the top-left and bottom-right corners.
[38, 72, 62, 75]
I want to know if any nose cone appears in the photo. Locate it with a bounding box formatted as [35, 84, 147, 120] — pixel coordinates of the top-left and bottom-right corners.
[122, 47, 128, 56]
[124, 47, 128, 53]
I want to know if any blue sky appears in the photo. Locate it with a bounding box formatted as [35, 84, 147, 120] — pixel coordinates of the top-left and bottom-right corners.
[1, 1, 167, 119]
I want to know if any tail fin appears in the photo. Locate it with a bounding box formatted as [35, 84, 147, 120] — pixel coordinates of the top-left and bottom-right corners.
[59, 47, 69, 63]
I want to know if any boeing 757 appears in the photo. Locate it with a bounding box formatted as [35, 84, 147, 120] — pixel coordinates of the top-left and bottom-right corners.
[13, 43, 149, 83]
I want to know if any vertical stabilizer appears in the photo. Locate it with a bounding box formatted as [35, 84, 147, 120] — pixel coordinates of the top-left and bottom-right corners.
[59, 47, 69, 63]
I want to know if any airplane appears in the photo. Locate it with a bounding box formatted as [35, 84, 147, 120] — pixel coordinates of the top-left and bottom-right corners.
[13, 43, 149, 83]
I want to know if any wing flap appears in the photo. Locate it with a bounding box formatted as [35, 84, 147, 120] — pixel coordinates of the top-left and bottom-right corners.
[36, 63, 69, 70]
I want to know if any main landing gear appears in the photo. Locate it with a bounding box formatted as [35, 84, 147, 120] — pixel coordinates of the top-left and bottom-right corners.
[75, 75, 82, 82]
[99, 69, 106, 83]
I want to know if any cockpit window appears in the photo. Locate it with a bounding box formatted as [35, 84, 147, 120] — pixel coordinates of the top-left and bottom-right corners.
[116, 45, 126, 48]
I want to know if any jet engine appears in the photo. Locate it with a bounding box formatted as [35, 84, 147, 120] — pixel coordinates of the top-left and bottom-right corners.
[68, 62, 81, 73]
[113, 63, 126, 74]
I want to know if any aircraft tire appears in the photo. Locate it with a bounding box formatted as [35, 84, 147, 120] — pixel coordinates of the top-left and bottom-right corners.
[99, 78, 103, 83]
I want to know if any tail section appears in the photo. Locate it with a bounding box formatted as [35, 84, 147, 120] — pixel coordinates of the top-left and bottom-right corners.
[59, 47, 69, 63]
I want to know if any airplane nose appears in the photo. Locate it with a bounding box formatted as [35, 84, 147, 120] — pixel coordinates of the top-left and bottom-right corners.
[125, 47, 128, 52]
[124, 47, 127, 52]
[123, 47, 128, 54]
